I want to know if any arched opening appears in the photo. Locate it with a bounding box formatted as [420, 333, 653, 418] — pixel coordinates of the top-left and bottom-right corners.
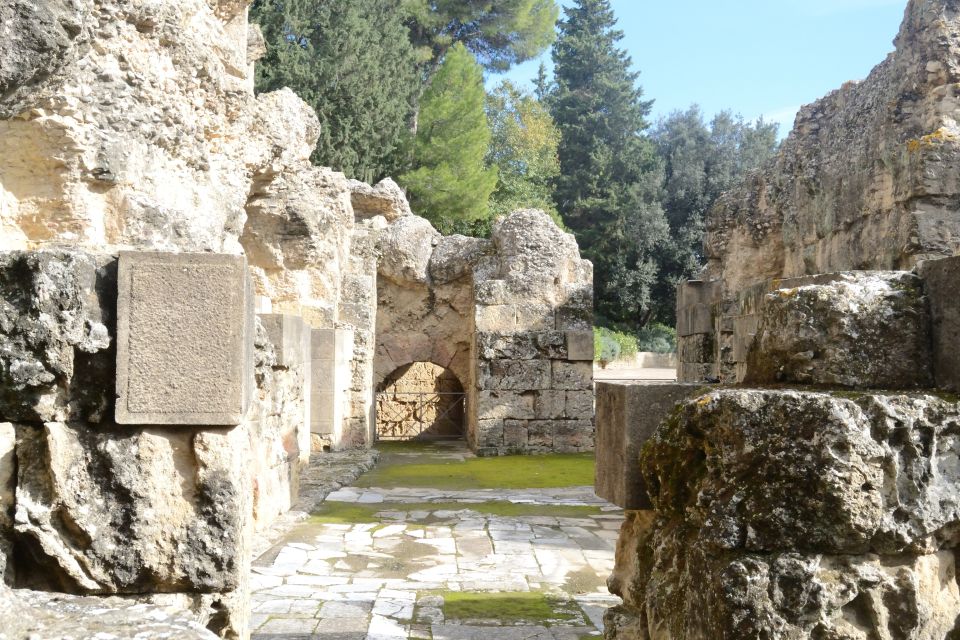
[375, 362, 465, 441]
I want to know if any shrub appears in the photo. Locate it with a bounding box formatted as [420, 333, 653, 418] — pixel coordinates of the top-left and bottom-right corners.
[635, 323, 677, 354]
[593, 326, 637, 363]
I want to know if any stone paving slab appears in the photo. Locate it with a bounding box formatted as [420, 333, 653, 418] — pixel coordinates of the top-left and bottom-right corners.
[250, 442, 621, 639]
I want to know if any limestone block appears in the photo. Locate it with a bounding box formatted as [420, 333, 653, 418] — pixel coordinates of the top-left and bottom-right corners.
[377, 216, 440, 286]
[534, 390, 565, 420]
[554, 420, 593, 452]
[595, 382, 704, 510]
[676, 303, 713, 337]
[644, 389, 960, 554]
[565, 331, 594, 362]
[0, 422, 13, 584]
[475, 419, 504, 450]
[476, 332, 566, 360]
[479, 359, 552, 391]
[0, 251, 114, 423]
[515, 304, 555, 331]
[429, 235, 490, 285]
[14, 422, 250, 594]
[310, 328, 353, 448]
[474, 280, 510, 305]
[565, 390, 595, 419]
[258, 313, 309, 367]
[502, 421, 528, 450]
[476, 390, 535, 421]
[618, 525, 960, 640]
[475, 305, 517, 331]
[677, 331, 713, 363]
[555, 304, 592, 331]
[551, 360, 592, 391]
[348, 177, 412, 221]
[919, 256, 960, 392]
[743, 272, 933, 389]
[526, 421, 555, 449]
[115, 252, 252, 426]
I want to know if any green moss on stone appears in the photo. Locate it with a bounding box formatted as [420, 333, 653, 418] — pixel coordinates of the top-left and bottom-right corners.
[357, 448, 595, 490]
[430, 591, 583, 626]
[309, 501, 604, 524]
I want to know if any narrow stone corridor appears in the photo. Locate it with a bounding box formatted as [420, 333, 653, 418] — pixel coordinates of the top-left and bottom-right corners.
[248, 443, 622, 639]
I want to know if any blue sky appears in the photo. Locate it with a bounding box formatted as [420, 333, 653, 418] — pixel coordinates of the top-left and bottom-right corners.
[491, 0, 907, 135]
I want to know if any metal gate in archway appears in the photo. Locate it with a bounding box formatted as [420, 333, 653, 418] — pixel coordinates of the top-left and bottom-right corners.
[374, 391, 466, 441]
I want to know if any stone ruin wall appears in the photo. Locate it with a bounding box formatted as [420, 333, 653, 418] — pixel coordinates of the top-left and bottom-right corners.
[0, 0, 598, 636]
[679, 0, 960, 384]
[599, 1, 960, 638]
[373, 209, 596, 454]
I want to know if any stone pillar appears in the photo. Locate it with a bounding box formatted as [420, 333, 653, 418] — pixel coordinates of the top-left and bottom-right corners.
[675, 279, 720, 383]
[258, 313, 312, 464]
[310, 328, 354, 451]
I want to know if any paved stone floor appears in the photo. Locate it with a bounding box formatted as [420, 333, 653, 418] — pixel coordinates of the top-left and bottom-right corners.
[249, 444, 623, 639]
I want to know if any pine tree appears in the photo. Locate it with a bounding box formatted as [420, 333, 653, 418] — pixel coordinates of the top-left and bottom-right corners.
[486, 81, 561, 222]
[548, 0, 668, 327]
[252, 0, 420, 183]
[399, 44, 498, 231]
[403, 0, 559, 73]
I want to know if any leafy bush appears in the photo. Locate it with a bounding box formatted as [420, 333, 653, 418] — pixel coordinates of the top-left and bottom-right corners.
[594, 327, 637, 363]
[635, 323, 676, 354]
[594, 324, 676, 362]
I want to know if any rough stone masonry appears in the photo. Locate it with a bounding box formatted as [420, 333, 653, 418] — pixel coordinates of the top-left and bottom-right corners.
[0, 0, 597, 637]
[599, 1, 960, 638]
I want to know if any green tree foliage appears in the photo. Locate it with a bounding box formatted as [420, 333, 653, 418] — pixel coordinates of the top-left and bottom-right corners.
[252, 0, 420, 183]
[485, 81, 561, 222]
[649, 106, 779, 320]
[403, 0, 560, 72]
[399, 44, 498, 232]
[548, 0, 669, 327]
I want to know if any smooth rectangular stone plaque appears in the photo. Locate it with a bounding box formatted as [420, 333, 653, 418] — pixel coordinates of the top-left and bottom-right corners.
[116, 252, 252, 425]
[595, 382, 705, 510]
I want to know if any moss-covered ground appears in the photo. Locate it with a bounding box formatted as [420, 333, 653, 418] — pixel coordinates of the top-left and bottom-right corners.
[354, 441, 595, 490]
[309, 500, 603, 524]
[424, 591, 584, 626]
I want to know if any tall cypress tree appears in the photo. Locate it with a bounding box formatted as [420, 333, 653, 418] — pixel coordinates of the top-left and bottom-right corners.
[252, 0, 420, 184]
[548, 0, 668, 327]
[399, 44, 498, 232]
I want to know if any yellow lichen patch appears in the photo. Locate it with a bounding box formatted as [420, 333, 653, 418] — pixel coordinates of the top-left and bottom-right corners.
[907, 127, 958, 153]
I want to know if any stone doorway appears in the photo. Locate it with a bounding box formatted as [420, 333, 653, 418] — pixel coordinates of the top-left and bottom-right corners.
[375, 362, 465, 441]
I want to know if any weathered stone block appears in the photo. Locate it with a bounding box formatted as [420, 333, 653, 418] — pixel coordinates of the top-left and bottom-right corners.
[645, 389, 960, 554]
[115, 252, 252, 426]
[527, 421, 555, 449]
[554, 420, 593, 452]
[503, 421, 528, 450]
[564, 331, 594, 362]
[677, 333, 714, 364]
[743, 272, 933, 389]
[14, 422, 250, 594]
[475, 419, 504, 449]
[551, 360, 592, 391]
[515, 304, 555, 331]
[474, 280, 509, 305]
[555, 304, 592, 331]
[480, 359, 552, 391]
[595, 382, 704, 510]
[565, 390, 594, 419]
[476, 332, 566, 360]
[476, 390, 535, 420]
[258, 313, 309, 367]
[534, 390, 565, 419]
[475, 304, 516, 331]
[676, 303, 713, 337]
[919, 256, 960, 392]
[310, 328, 353, 448]
[0, 250, 114, 423]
